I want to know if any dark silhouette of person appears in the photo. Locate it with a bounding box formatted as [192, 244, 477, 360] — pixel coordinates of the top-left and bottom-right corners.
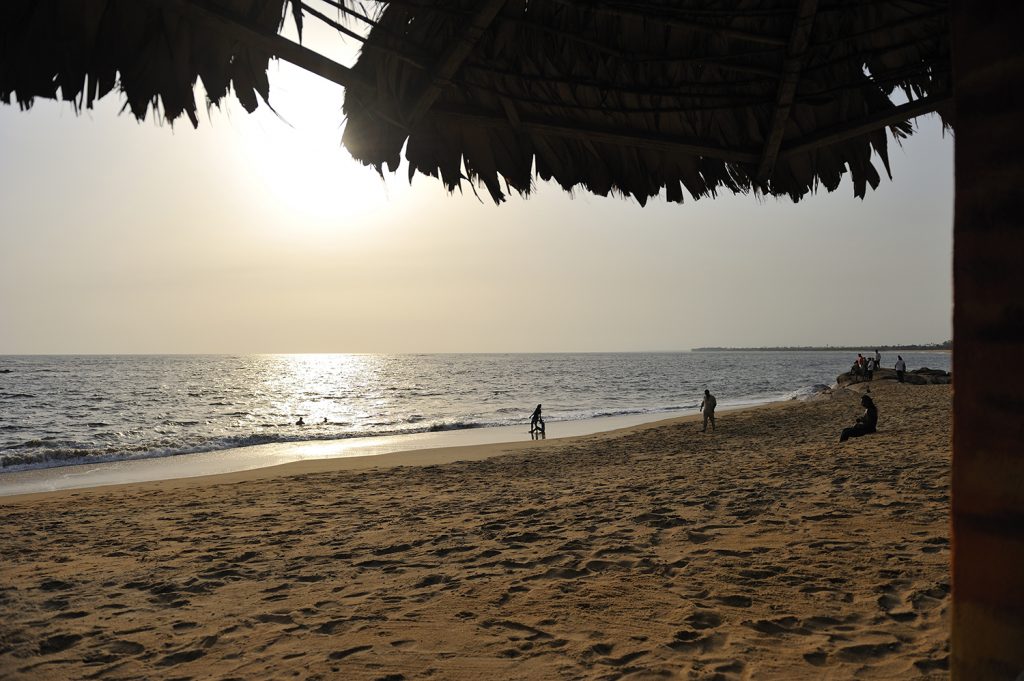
[839, 394, 878, 442]
[296, 417, 305, 426]
[530, 404, 543, 434]
[700, 389, 717, 432]
[895, 355, 906, 383]
[322, 417, 328, 424]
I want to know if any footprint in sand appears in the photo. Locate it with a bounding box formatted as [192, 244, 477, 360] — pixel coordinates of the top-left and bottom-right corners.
[328, 645, 372, 660]
[38, 579, 74, 592]
[481, 619, 553, 641]
[256, 612, 294, 625]
[743, 616, 808, 636]
[715, 594, 752, 608]
[686, 611, 723, 630]
[156, 649, 205, 667]
[714, 660, 746, 675]
[803, 650, 828, 666]
[914, 655, 950, 673]
[877, 579, 926, 621]
[601, 650, 649, 666]
[38, 633, 82, 654]
[834, 640, 901, 662]
[668, 630, 729, 654]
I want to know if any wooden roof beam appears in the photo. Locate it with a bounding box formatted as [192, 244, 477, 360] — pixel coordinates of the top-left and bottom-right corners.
[150, 0, 373, 92]
[427, 95, 949, 174]
[547, 0, 789, 47]
[778, 94, 950, 158]
[428, 108, 760, 164]
[756, 0, 818, 184]
[405, 0, 508, 125]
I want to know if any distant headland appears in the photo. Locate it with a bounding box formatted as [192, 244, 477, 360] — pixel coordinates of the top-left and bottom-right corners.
[692, 341, 952, 352]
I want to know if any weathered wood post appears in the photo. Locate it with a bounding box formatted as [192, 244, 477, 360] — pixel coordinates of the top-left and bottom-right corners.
[951, 2, 1024, 678]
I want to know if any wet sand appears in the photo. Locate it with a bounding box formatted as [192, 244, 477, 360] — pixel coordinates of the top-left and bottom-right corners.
[0, 381, 950, 679]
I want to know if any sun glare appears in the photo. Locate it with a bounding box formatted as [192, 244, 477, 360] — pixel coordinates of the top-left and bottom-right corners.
[246, 130, 392, 224]
[230, 63, 399, 226]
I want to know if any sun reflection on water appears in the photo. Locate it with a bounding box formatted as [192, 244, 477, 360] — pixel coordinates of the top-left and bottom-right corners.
[252, 354, 388, 427]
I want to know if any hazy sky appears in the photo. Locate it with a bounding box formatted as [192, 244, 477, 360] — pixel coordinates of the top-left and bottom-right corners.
[0, 27, 953, 354]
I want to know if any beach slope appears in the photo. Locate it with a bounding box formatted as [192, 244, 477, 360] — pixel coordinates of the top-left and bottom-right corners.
[0, 382, 950, 679]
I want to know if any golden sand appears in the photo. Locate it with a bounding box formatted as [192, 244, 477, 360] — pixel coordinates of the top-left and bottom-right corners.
[0, 381, 950, 680]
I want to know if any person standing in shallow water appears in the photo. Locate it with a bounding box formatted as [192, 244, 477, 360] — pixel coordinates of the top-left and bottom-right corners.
[700, 389, 717, 432]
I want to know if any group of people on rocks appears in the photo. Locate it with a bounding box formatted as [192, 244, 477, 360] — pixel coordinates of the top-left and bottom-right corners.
[852, 349, 908, 383]
[852, 349, 882, 379]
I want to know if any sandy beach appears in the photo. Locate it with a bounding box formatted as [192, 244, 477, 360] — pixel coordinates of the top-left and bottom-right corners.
[0, 381, 951, 680]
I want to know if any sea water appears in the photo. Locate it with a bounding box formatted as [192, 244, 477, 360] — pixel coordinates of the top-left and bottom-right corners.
[0, 352, 950, 474]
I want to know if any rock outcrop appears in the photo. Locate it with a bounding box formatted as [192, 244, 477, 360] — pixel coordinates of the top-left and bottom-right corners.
[836, 367, 951, 387]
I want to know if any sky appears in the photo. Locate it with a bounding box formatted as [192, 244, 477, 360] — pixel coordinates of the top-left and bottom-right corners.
[0, 25, 954, 355]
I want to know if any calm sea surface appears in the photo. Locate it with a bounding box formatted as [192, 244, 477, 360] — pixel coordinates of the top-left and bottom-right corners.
[0, 352, 950, 473]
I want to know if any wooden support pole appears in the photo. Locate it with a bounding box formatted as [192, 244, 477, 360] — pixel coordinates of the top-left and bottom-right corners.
[756, 0, 817, 184]
[950, 1, 1024, 678]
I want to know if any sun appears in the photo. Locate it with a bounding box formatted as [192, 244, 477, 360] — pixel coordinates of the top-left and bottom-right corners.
[231, 63, 399, 226]
[239, 117, 395, 225]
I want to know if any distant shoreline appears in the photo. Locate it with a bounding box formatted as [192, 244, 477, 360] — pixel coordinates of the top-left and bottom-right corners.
[692, 344, 952, 352]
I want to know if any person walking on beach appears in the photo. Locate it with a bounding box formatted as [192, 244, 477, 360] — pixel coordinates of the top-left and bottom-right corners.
[530, 404, 544, 434]
[839, 394, 878, 442]
[700, 389, 717, 432]
[895, 355, 907, 383]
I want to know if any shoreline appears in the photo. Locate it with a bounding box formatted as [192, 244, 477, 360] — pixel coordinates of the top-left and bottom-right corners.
[0, 401, 784, 503]
[0, 382, 951, 679]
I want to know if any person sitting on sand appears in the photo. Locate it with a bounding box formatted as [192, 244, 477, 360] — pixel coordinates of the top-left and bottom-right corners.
[700, 389, 717, 432]
[839, 394, 878, 442]
[530, 404, 544, 434]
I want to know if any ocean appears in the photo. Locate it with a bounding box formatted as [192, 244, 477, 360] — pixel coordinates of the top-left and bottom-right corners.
[0, 352, 950, 474]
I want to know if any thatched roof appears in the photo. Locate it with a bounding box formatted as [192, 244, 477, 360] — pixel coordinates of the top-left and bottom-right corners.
[2, 1, 951, 204]
[0, 0, 294, 126]
[341, 0, 951, 204]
